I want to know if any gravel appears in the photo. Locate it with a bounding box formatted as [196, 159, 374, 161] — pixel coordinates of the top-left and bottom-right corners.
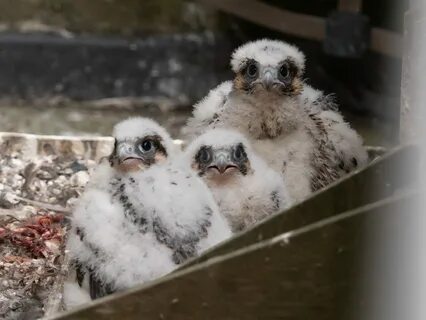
[0, 142, 99, 319]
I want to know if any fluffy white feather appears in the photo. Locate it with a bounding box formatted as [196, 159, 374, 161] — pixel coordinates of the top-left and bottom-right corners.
[113, 117, 179, 157]
[301, 85, 368, 171]
[301, 84, 324, 107]
[125, 161, 232, 254]
[67, 173, 176, 290]
[183, 81, 233, 140]
[315, 109, 367, 171]
[63, 281, 91, 310]
[66, 149, 231, 307]
[184, 128, 251, 152]
[231, 39, 305, 73]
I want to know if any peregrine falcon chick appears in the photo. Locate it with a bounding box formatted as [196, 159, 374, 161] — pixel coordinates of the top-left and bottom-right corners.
[65, 117, 181, 307]
[184, 39, 367, 201]
[184, 129, 292, 233]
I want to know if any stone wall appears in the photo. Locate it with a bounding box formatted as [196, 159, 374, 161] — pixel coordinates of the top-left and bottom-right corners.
[0, 0, 217, 35]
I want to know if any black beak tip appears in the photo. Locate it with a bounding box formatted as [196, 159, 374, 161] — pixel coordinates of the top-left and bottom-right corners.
[218, 167, 227, 174]
[262, 81, 274, 90]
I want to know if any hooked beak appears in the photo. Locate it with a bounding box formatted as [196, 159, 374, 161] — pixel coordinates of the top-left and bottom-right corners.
[262, 68, 275, 90]
[121, 157, 144, 166]
[115, 143, 144, 171]
[116, 144, 139, 162]
[208, 152, 238, 174]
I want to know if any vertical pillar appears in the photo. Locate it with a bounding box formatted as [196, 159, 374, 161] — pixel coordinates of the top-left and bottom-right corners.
[400, 0, 426, 143]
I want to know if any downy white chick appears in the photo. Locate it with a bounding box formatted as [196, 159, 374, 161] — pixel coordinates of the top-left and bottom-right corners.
[65, 117, 179, 306]
[65, 117, 231, 307]
[184, 129, 292, 233]
[184, 39, 367, 201]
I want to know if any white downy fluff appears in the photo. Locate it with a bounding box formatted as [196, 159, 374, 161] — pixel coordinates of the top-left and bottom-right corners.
[67, 175, 177, 288]
[66, 143, 231, 307]
[183, 81, 233, 140]
[301, 84, 368, 171]
[124, 161, 232, 254]
[65, 117, 184, 307]
[113, 116, 179, 157]
[62, 281, 91, 310]
[230, 39, 305, 73]
[184, 129, 292, 232]
[301, 84, 324, 107]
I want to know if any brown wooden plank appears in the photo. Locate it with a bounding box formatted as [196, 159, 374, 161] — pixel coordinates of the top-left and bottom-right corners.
[182, 144, 418, 267]
[198, 0, 326, 41]
[338, 0, 362, 12]
[370, 27, 403, 58]
[51, 192, 417, 320]
[198, 0, 402, 57]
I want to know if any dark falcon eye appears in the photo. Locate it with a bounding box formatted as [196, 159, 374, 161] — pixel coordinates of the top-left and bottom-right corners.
[279, 64, 289, 79]
[138, 139, 154, 153]
[197, 148, 212, 164]
[246, 62, 258, 78]
[233, 144, 246, 162]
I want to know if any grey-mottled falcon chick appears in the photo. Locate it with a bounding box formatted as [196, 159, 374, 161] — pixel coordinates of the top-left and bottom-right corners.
[64, 117, 181, 307]
[184, 39, 367, 201]
[184, 129, 292, 233]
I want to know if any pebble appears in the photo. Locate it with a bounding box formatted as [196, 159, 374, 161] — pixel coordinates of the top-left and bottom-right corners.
[71, 171, 90, 186]
[0, 140, 99, 319]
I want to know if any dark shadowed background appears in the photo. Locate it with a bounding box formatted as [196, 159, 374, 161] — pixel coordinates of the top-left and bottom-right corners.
[0, 0, 407, 145]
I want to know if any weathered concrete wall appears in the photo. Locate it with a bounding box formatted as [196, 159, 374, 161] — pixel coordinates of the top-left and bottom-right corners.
[0, 32, 233, 104]
[0, 1, 231, 106]
[0, 0, 217, 35]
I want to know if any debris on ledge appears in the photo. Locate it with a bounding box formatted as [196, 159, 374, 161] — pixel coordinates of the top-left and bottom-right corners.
[0, 133, 112, 319]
